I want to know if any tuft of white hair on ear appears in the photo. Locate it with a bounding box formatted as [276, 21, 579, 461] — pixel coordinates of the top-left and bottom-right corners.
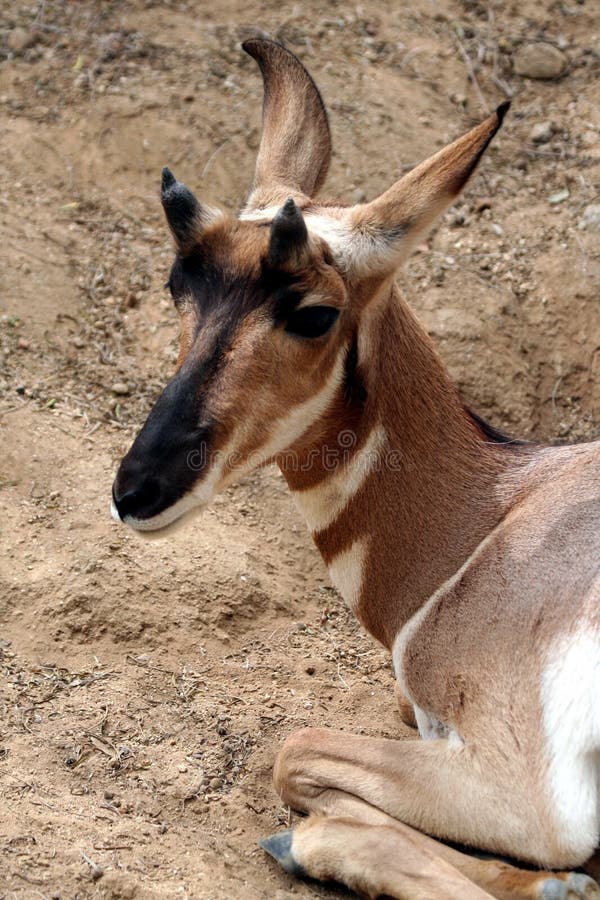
[305, 211, 408, 279]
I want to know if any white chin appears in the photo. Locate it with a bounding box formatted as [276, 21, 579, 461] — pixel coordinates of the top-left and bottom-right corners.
[116, 495, 207, 537]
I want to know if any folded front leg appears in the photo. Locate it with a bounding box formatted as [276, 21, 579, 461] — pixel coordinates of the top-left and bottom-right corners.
[262, 815, 494, 900]
[271, 727, 599, 900]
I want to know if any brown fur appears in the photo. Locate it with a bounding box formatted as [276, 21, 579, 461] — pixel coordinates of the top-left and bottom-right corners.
[283, 288, 521, 646]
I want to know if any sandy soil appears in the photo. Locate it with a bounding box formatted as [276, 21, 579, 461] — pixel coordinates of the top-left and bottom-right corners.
[0, 0, 599, 897]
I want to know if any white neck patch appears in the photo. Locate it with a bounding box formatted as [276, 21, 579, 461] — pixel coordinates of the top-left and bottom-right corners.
[292, 424, 387, 533]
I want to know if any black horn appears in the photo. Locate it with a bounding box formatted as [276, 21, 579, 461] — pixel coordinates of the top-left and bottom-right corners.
[161, 167, 201, 246]
[268, 198, 308, 266]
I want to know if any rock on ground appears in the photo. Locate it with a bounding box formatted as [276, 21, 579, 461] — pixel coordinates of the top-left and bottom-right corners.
[513, 42, 568, 79]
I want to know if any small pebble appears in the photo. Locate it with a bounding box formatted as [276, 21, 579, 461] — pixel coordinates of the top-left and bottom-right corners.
[548, 188, 569, 205]
[351, 187, 367, 204]
[578, 204, 600, 232]
[513, 42, 568, 80]
[8, 27, 35, 54]
[209, 776, 223, 790]
[111, 382, 129, 396]
[529, 121, 553, 144]
[475, 197, 492, 213]
[450, 92, 467, 106]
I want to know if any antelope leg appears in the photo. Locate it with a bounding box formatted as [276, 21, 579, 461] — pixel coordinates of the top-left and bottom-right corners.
[262, 815, 494, 900]
[272, 727, 599, 900]
[394, 682, 418, 729]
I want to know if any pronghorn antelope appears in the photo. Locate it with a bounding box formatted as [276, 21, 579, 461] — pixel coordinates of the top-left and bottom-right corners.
[111, 38, 600, 900]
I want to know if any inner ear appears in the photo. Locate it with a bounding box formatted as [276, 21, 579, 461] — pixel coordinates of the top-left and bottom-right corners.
[242, 38, 332, 210]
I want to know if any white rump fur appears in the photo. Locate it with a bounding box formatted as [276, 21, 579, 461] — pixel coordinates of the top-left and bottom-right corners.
[542, 628, 600, 862]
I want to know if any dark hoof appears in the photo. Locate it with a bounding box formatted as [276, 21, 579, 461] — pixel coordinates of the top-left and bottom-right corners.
[540, 873, 600, 899]
[259, 829, 307, 878]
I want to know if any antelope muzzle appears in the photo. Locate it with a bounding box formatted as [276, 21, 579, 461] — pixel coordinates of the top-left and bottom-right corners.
[111, 367, 213, 532]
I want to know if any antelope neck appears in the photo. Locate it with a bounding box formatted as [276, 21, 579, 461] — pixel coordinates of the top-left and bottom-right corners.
[278, 286, 524, 649]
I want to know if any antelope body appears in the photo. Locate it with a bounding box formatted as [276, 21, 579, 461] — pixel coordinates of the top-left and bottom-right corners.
[111, 39, 600, 900]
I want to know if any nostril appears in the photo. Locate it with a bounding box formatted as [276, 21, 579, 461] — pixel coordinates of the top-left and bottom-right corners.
[113, 478, 162, 520]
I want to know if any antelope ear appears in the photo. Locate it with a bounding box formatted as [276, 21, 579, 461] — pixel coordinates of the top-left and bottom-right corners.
[331, 104, 510, 278]
[242, 38, 331, 211]
[161, 167, 220, 250]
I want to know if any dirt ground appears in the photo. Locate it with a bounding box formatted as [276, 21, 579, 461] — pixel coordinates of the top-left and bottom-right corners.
[0, 0, 598, 897]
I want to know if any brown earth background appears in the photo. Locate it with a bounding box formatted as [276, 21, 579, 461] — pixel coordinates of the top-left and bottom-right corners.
[0, 0, 599, 897]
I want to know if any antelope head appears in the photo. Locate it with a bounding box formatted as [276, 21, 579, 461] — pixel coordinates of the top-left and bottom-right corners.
[111, 38, 508, 533]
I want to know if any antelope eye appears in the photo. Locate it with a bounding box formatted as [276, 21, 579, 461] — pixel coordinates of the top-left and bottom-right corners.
[285, 305, 340, 339]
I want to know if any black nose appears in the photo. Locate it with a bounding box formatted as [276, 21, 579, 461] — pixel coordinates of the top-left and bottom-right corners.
[112, 477, 162, 521]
